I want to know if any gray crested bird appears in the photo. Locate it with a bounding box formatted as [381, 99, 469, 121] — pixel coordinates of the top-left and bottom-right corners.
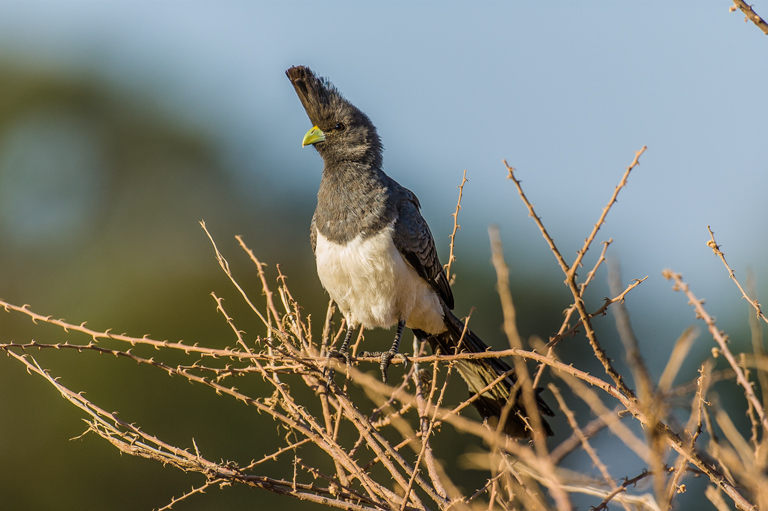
[286, 65, 553, 438]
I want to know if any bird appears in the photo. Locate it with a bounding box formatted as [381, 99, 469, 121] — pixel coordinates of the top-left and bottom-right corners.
[286, 65, 553, 438]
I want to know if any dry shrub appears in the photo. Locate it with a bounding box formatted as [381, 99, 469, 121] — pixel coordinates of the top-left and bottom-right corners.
[2, 146, 767, 511]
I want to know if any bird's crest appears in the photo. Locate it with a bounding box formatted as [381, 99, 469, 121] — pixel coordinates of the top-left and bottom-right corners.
[286, 66, 354, 127]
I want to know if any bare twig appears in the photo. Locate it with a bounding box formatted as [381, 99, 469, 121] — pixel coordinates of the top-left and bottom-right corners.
[570, 147, 647, 279]
[592, 470, 654, 511]
[609, 261, 667, 504]
[548, 384, 629, 511]
[505, 148, 647, 402]
[547, 276, 648, 348]
[444, 169, 468, 283]
[5, 150, 767, 510]
[663, 269, 768, 434]
[730, 0, 768, 36]
[707, 226, 768, 326]
[658, 326, 699, 394]
[534, 239, 613, 388]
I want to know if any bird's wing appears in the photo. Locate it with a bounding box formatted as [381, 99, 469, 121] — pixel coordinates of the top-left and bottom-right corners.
[310, 211, 318, 254]
[390, 182, 454, 310]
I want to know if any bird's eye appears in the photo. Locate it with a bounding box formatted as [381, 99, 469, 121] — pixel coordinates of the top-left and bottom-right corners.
[334, 123, 346, 131]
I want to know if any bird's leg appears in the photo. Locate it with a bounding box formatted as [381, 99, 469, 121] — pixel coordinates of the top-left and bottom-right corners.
[325, 325, 354, 379]
[380, 319, 406, 384]
[337, 326, 353, 366]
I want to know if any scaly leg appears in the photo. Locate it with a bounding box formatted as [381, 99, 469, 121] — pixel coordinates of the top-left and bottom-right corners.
[337, 326, 353, 366]
[325, 324, 355, 379]
[380, 319, 406, 384]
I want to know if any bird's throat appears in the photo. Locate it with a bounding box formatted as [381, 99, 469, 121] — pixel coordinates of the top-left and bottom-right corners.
[315, 164, 394, 245]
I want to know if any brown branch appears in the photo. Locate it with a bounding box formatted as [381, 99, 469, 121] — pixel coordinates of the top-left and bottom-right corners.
[488, 226, 549, 448]
[503, 160, 571, 276]
[666, 359, 712, 507]
[730, 0, 768, 35]
[658, 326, 699, 394]
[488, 225, 571, 510]
[201, 220, 272, 343]
[663, 269, 768, 434]
[609, 262, 668, 505]
[591, 470, 653, 511]
[569, 147, 646, 278]
[5, 189, 764, 510]
[547, 275, 648, 348]
[505, 149, 647, 402]
[0, 298, 260, 361]
[400, 353, 451, 509]
[344, 364, 569, 505]
[157, 480, 224, 511]
[549, 406, 618, 465]
[6, 350, 390, 511]
[444, 169, 467, 283]
[533, 239, 613, 388]
[548, 384, 628, 511]
[236, 234, 287, 336]
[745, 270, 768, 416]
[3, 284, 754, 509]
[707, 226, 768, 326]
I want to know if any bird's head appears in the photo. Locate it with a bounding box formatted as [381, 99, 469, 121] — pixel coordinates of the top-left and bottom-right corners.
[286, 66, 382, 168]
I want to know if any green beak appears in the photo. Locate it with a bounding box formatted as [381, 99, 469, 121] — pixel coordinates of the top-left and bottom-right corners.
[302, 125, 326, 147]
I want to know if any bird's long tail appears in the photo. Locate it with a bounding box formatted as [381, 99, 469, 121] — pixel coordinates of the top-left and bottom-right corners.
[415, 309, 554, 439]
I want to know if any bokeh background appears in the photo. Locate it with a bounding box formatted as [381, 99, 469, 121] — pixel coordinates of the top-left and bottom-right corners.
[0, 2, 766, 509]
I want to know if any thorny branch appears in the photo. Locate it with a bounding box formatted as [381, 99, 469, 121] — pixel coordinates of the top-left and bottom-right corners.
[504, 147, 647, 404]
[707, 226, 768, 326]
[730, 0, 768, 35]
[0, 144, 765, 509]
[664, 269, 768, 435]
[444, 169, 468, 284]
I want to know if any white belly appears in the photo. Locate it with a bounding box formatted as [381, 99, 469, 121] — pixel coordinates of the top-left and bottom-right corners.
[314, 224, 446, 335]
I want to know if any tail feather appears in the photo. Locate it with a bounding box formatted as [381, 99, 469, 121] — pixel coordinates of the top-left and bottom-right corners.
[415, 309, 553, 439]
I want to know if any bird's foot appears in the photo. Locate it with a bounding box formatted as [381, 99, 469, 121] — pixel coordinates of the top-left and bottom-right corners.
[323, 326, 355, 381]
[380, 350, 397, 384]
[379, 318, 407, 384]
[323, 349, 351, 380]
[328, 349, 352, 366]
[357, 350, 408, 384]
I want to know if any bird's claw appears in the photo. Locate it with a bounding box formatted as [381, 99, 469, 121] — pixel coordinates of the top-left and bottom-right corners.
[380, 351, 408, 384]
[328, 349, 352, 366]
[323, 349, 352, 380]
[356, 350, 408, 383]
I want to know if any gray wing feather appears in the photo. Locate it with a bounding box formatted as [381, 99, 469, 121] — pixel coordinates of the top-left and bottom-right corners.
[310, 212, 317, 254]
[390, 184, 454, 310]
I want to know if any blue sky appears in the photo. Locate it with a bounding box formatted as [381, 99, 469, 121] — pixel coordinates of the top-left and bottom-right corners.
[0, 1, 765, 349]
